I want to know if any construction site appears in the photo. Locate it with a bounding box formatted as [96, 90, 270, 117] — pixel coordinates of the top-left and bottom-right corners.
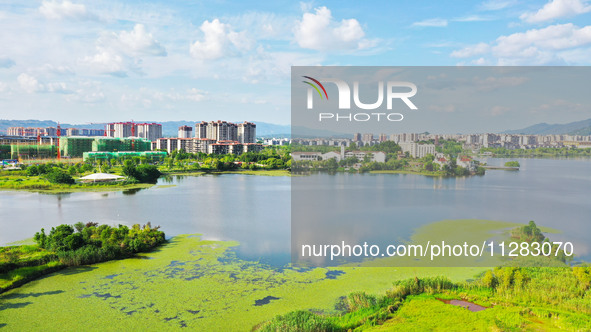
[83, 151, 167, 162]
[3, 137, 156, 162]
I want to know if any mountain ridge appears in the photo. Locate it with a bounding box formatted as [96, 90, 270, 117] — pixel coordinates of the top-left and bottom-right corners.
[503, 118, 591, 135]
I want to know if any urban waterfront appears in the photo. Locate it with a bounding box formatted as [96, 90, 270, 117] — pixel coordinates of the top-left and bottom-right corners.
[1, 157, 590, 264]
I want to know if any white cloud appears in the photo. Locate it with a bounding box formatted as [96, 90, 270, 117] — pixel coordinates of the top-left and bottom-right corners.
[17, 73, 70, 94]
[39, 0, 93, 20]
[451, 42, 491, 58]
[17, 73, 44, 93]
[493, 23, 591, 55]
[81, 51, 127, 77]
[412, 18, 448, 27]
[451, 23, 591, 64]
[190, 19, 252, 60]
[520, 0, 591, 23]
[454, 15, 492, 22]
[479, 0, 516, 11]
[185, 88, 207, 101]
[294, 6, 367, 51]
[81, 24, 165, 76]
[107, 24, 167, 57]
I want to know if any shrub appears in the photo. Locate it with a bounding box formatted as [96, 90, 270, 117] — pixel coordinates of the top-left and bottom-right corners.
[258, 310, 339, 332]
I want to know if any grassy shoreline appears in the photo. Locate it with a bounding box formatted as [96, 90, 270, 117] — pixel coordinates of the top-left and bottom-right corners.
[162, 169, 290, 177]
[0, 169, 291, 193]
[369, 170, 445, 177]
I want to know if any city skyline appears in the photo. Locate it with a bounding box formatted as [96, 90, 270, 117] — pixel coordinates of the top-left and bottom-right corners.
[1, 1, 591, 131]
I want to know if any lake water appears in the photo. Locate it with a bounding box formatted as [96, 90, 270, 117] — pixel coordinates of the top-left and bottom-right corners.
[0, 158, 589, 265]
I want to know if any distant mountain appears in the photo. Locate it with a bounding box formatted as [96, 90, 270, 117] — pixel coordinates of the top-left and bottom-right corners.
[0, 119, 105, 132]
[504, 118, 591, 135]
[0, 119, 290, 138]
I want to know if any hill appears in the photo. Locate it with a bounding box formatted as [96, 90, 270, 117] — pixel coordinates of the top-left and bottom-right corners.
[504, 118, 591, 135]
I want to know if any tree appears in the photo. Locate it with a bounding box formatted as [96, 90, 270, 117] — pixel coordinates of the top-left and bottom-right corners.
[26, 165, 39, 176]
[46, 168, 75, 184]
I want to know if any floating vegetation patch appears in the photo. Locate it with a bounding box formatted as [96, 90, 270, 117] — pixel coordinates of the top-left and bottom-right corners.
[325, 270, 345, 279]
[255, 296, 280, 306]
[0, 225, 491, 331]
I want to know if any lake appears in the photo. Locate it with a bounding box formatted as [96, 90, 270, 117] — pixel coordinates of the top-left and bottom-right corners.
[1, 158, 590, 265]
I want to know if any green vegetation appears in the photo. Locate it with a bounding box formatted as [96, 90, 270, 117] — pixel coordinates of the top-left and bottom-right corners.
[122, 161, 162, 183]
[256, 221, 591, 331]
[0, 223, 487, 331]
[45, 167, 75, 184]
[2, 219, 581, 330]
[157, 146, 291, 172]
[0, 222, 165, 293]
[0, 146, 293, 192]
[504, 160, 520, 167]
[292, 141, 483, 177]
[294, 157, 478, 177]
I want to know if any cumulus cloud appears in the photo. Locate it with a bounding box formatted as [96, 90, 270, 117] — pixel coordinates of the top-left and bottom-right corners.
[107, 24, 167, 57]
[17, 73, 44, 93]
[17, 73, 70, 93]
[451, 23, 591, 64]
[412, 18, 448, 27]
[294, 6, 368, 51]
[39, 0, 93, 20]
[520, 0, 591, 23]
[81, 51, 128, 77]
[190, 19, 252, 60]
[81, 24, 165, 76]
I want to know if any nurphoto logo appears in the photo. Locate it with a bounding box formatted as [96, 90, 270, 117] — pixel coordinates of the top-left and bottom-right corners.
[302, 76, 418, 122]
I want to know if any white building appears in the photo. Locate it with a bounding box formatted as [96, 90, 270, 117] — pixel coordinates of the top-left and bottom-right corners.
[107, 122, 162, 141]
[398, 142, 436, 158]
[237, 121, 256, 143]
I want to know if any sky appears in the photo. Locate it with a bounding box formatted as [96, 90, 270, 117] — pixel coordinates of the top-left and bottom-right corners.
[0, 0, 591, 129]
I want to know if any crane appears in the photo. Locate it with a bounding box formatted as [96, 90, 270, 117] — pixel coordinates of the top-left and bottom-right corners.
[56, 123, 61, 161]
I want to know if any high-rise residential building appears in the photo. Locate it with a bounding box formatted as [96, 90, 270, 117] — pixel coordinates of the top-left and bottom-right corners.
[194, 120, 248, 142]
[66, 128, 79, 136]
[178, 125, 193, 138]
[353, 133, 361, 142]
[7, 127, 45, 136]
[237, 121, 256, 143]
[106, 122, 162, 141]
[136, 123, 163, 141]
[195, 122, 208, 139]
[362, 133, 374, 142]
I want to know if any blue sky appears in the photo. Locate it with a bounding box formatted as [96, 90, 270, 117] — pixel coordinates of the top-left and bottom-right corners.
[1, 0, 591, 127]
